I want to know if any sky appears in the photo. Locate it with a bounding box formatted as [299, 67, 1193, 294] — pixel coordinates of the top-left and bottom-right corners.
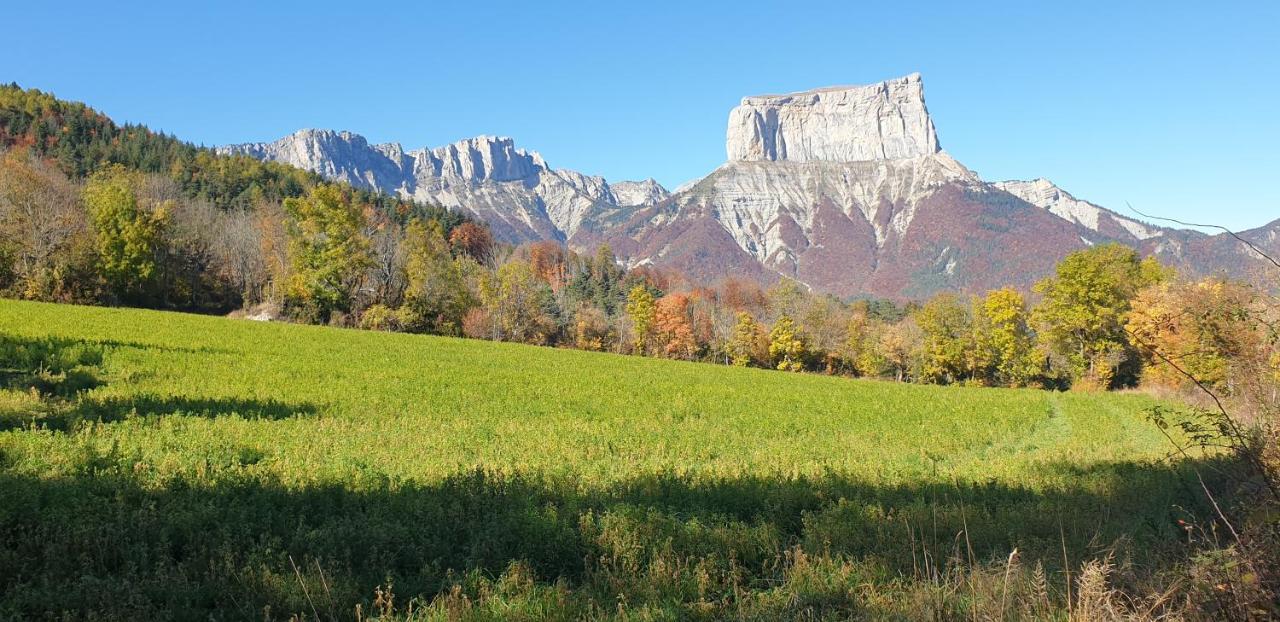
[5, 1, 1278, 231]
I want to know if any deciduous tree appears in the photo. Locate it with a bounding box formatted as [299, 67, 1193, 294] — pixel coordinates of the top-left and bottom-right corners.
[769, 314, 808, 372]
[654, 293, 698, 359]
[625, 284, 656, 354]
[449, 221, 493, 265]
[916, 293, 972, 384]
[83, 165, 169, 302]
[399, 218, 474, 335]
[727, 311, 765, 367]
[282, 184, 371, 323]
[974, 288, 1039, 387]
[1032, 243, 1169, 388]
[0, 152, 88, 300]
[1127, 278, 1258, 392]
[482, 259, 557, 344]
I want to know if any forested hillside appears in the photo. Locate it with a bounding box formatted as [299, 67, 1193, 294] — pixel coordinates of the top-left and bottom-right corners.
[0, 83, 469, 311]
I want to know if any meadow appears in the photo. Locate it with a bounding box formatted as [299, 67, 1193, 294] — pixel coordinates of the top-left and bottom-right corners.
[0, 299, 1224, 620]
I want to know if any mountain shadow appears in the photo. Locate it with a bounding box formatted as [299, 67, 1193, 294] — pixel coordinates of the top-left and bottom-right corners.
[0, 453, 1243, 621]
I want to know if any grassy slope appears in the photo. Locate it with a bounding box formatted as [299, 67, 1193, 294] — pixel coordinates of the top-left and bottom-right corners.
[0, 300, 1215, 619]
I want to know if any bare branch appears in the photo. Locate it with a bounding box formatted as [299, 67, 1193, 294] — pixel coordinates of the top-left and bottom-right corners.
[1127, 202, 1280, 270]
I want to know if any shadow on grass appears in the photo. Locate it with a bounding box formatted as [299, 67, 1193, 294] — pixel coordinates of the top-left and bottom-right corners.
[0, 334, 106, 396]
[0, 334, 314, 431]
[69, 394, 320, 426]
[2, 391, 320, 432]
[0, 452, 1243, 621]
[84, 337, 236, 356]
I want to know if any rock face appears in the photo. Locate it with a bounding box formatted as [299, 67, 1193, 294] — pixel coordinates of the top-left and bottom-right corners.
[225, 74, 1279, 299]
[726, 73, 940, 162]
[220, 133, 667, 243]
[993, 178, 1160, 241]
[609, 179, 671, 206]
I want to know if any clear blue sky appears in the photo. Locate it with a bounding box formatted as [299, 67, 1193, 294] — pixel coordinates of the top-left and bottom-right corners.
[5, 1, 1277, 230]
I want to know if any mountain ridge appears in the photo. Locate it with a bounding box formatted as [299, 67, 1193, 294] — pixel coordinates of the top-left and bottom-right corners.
[222, 74, 1279, 299]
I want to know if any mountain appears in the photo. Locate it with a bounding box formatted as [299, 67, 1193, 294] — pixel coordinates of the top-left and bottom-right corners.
[220, 132, 665, 243]
[224, 74, 1279, 299]
[991, 178, 1161, 242]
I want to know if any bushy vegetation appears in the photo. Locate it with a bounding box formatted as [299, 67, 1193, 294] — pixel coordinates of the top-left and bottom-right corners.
[0, 299, 1261, 620]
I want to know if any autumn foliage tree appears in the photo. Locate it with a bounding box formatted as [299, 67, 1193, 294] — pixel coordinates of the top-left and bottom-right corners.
[654, 293, 698, 359]
[0, 151, 89, 300]
[1126, 278, 1261, 393]
[727, 312, 766, 367]
[1032, 243, 1168, 388]
[625, 284, 656, 354]
[83, 165, 169, 303]
[398, 218, 474, 335]
[916, 293, 973, 384]
[282, 184, 371, 322]
[572, 303, 613, 351]
[528, 241, 568, 291]
[449, 221, 494, 266]
[769, 314, 808, 372]
[481, 260, 556, 344]
[974, 288, 1039, 387]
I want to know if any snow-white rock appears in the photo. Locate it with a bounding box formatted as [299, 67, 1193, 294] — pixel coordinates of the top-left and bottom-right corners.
[220, 131, 669, 242]
[726, 73, 940, 163]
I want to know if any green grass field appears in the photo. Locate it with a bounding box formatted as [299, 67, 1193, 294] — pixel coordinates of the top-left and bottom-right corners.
[0, 300, 1222, 620]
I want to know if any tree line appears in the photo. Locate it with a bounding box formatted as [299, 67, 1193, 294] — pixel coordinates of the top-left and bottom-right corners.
[2, 82, 1276, 397]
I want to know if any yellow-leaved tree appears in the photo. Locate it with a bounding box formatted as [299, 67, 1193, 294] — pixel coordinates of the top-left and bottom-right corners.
[974, 288, 1039, 387]
[83, 165, 169, 303]
[1032, 243, 1169, 389]
[768, 314, 808, 372]
[625, 284, 656, 355]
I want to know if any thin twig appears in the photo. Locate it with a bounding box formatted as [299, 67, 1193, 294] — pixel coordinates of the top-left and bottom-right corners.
[1196, 469, 1242, 545]
[289, 555, 321, 622]
[314, 558, 337, 621]
[1126, 202, 1280, 270]
[1060, 518, 1072, 619]
[1126, 326, 1279, 500]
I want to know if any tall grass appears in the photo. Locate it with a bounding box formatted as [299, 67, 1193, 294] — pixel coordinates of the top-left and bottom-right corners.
[0, 300, 1226, 620]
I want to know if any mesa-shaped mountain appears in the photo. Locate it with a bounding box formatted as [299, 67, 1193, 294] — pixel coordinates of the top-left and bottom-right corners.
[223, 75, 1278, 299]
[726, 73, 940, 162]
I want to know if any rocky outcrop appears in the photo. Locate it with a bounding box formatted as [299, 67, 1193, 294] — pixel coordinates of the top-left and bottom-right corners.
[993, 178, 1160, 241]
[223, 129, 409, 192]
[410, 136, 545, 182]
[610, 179, 671, 206]
[220, 132, 668, 243]
[726, 73, 940, 163]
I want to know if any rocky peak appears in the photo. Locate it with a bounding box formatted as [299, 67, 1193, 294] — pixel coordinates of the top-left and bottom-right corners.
[726, 73, 940, 163]
[993, 178, 1162, 240]
[610, 178, 670, 206]
[219, 129, 409, 191]
[411, 136, 547, 183]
